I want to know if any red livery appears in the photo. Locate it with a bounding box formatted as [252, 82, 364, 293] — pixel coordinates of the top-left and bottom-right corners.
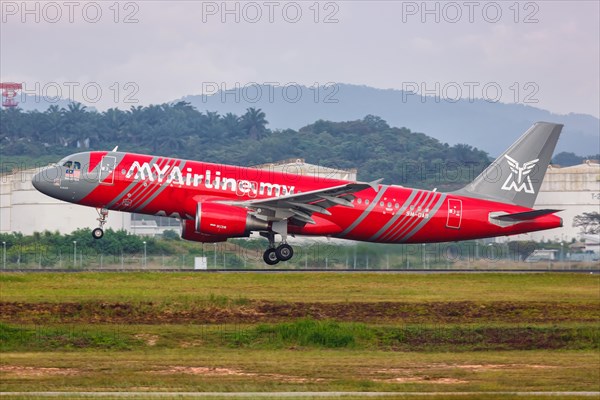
[33, 122, 564, 264]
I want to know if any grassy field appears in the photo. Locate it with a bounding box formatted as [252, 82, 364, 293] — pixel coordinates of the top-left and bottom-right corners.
[0, 272, 599, 398]
[1, 272, 597, 303]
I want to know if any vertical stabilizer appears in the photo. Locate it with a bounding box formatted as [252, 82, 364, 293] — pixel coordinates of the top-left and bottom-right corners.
[455, 122, 563, 208]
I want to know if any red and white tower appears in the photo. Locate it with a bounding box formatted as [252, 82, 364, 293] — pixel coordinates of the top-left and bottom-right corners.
[0, 83, 23, 108]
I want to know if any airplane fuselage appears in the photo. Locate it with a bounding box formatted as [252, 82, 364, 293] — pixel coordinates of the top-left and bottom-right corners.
[34, 150, 562, 245]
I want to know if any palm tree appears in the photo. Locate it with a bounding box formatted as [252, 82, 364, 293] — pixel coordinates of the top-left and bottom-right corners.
[63, 102, 92, 148]
[222, 112, 242, 138]
[240, 107, 268, 140]
[43, 105, 64, 146]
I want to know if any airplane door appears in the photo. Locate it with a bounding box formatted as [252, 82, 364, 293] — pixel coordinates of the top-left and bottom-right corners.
[99, 156, 116, 185]
[446, 198, 462, 229]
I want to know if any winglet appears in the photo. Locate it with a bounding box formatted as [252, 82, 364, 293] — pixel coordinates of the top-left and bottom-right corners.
[368, 178, 383, 192]
[111, 146, 119, 152]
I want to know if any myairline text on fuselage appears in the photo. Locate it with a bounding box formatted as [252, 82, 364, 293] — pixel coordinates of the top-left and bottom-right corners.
[125, 161, 296, 197]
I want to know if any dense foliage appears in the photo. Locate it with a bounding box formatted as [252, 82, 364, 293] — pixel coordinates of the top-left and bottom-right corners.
[573, 212, 600, 235]
[552, 151, 600, 166]
[0, 229, 174, 267]
[1, 103, 491, 189]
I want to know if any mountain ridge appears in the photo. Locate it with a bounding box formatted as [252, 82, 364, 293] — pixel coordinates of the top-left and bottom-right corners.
[179, 83, 599, 156]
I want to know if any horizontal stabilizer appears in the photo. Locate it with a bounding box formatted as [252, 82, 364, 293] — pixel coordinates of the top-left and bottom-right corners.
[492, 209, 562, 222]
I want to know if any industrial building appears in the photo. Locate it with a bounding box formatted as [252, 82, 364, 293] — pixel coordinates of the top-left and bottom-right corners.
[1, 169, 131, 235]
[513, 160, 600, 243]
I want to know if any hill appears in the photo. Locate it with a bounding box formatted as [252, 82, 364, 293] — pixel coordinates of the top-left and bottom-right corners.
[0, 105, 488, 190]
[180, 83, 599, 156]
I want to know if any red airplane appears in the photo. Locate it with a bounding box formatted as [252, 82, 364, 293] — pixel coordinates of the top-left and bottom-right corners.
[33, 122, 563, 264]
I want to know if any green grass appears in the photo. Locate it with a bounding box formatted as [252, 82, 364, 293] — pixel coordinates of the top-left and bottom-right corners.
[1, 272, 598, 303]
[1, 349, 598, 392]
[0, 272, 598, 395]
[0, 323, 135, 351]
[1, 321, 598, 353]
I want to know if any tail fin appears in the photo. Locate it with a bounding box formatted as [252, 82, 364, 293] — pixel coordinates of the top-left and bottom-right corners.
[455, 122, 563, 208]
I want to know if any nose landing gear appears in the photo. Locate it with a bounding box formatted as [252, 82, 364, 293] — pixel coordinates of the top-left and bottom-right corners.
[92, 208, 109, 239]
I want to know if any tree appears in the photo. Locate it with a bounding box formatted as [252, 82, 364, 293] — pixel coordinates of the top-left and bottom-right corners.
[573, 212, 600, 235]
[552, 152, 582, 166]
[240, 107, 268, 140]
[508, 241, 537, 261]
[222, 112, 242, 138]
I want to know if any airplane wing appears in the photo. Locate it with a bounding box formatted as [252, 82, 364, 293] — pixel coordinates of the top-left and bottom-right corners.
[219, 179, 382, 225]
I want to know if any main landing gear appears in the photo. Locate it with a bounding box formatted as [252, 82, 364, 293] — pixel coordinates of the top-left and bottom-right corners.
[92, 208, 109, 239]
[261, 225, 294, 265]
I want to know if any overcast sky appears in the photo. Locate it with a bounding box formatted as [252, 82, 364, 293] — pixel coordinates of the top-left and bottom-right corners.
[1, 1, 598, 117]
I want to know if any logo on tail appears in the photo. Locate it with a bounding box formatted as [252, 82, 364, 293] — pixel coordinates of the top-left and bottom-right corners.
[501, 155, 539, 194]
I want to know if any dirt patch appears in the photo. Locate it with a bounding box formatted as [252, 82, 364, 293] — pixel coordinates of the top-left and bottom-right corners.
[375, 363, 557, 375]
[179, 339, 204, 348]
[0, 365, 79, 377]
[152, 366, 319, 383]
[134, 333, 159, 346]
[452, 364, 556, 371]
[1, 300, 597, 324]
[377, 377, 467, 384]
[155, 366, 255, 376]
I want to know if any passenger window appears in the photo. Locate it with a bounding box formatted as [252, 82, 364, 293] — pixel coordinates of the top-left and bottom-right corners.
[365, 199, 370, 205]
[357, 198, 362, 205]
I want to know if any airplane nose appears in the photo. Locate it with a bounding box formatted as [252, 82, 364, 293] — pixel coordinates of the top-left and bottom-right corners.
[32, 166, 61, 196]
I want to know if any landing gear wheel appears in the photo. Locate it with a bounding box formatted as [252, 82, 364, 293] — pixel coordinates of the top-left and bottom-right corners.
[263, 248, 279, 265]
[92, 228, 104, 239]
[276, 244, 294, 262]
[94, 208, 109, 240]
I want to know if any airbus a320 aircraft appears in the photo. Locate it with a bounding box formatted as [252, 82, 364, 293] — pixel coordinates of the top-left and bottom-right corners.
[33, 122, 563, 265]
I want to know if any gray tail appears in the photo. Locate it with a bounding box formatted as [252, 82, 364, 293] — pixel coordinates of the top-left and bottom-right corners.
[454, 122, 563, 208]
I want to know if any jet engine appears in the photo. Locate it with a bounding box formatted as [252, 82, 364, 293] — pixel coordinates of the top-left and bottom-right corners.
[195, 202, 268, 237]
[180, 220, 227, 243]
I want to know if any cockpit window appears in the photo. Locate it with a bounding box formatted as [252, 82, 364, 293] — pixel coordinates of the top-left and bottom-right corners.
[62, 161, 81, 169]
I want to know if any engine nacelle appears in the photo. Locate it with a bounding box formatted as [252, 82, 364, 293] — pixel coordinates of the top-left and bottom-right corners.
[196, 202, 268, 237]
[181, 220, 227, 243]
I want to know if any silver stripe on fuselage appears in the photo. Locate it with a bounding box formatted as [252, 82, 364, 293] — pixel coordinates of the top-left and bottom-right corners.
[115, 158, 168, 211]
[339, 185, 389, 237]
[379, 189, 429, 242]
[106, 155, 161, 209]
[135, 160, 187, 213]
[369, 188, 418, 241]
[126, 158, 173, 210]
[400, 193, 447, 243]
[387, 191, 438, 242]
